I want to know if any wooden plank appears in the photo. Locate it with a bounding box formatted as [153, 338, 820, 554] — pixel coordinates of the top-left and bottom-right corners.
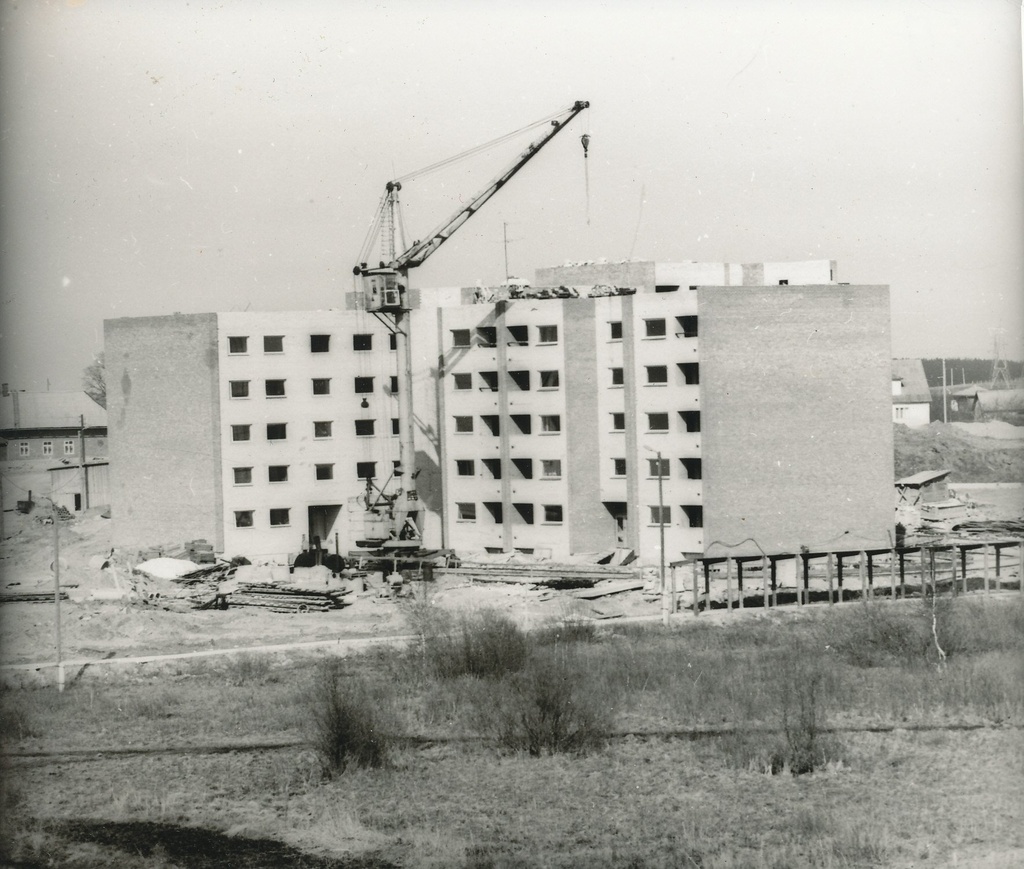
[571, 580, 645, 600]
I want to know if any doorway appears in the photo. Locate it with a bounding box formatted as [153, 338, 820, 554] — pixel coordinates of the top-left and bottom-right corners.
[307, 505, 341, 550]
[604, 502, 628, 547]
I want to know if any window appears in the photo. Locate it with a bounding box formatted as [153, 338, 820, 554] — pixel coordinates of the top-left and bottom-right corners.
[682, 505, 704, 528]
[233, 467, 253, 485]
[354, 377, 374, 394]
[513, 503, 535, 524]
[353, 333, 373, 351]
[267, 423, 287, 440]
[509, 370, 531, 391]
[269, 508, 290, 527]
[451, 329, 471, 348]
[268, 465, 289, 483]
[680, 458, 702, 479]
[676, 316, 698, 338]
[779, 279, 789, 286]
[229, 380, 250, 398]
[389, 376, 399, 393]
[646, 366, 668, 385]
[647, 413, 669, 432]
[231, 424, 251, 442]
[539, 370, 559, 389]
[356, 462, 376, 480]
[648, 457, 670, 478]
[610, 321, 622, 340]
[18, 442, 29, 457]
[456, 460, 475, 476]
[476, 326, 497, 347]
[454, 416, 474, 433]
[482, 458, 502, 479]
[312, 378, 331, 395]
[481, 415, 500, 436]
[543, 505, 563, 524]
[265, 379, 286, 398]
[507, 325, 529, 346]
[235, 510, 254, 528]
[689, 285, 698, 291]
[540, 415, 561, 433]
[541, 460, 562, 478]
[310, 334, 330, 352]
[895, 406, 906, 420]
[678, 363, 699, 385]
[391, 418, 400, 435]
[644, 319, 666, 338]
[264, 335, 283, 353]
[511, 414, 532, 434]
[612, 457, 627, 476]
[315, 464, 334, 481]
[611, 368, 624, 386]
[611, 413, 625, 431]
[655, 284, 679, 293]
[228, 336, 248, 354]
[680, 411, 701, 433]
[64, 440, 75, 455]
[650, 505, 672, 525]
[538, 325, 558, 344]
[479, 371, 499, 391]
[389, 332, 397, 350]
[314, 420, 333, 439]
[512, 458, 533, 479]
[457, 502, 477, 522]
[484, 502, 503, 523]
[355, 419, 375, 437]
[42, 441, 53, 456]
[453, 373, 472, 390]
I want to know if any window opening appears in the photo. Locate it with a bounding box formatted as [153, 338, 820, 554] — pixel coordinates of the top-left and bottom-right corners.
[228, 336, 247, 354]
[355, 419, 375, 436]
[353, 333, 373, 351]
[312, 378, 331, 395]
[265, 379, 286, 397]
[457, 502, 477, 521]
[679, 411, 701, 432]
[647, 413, 669, 431]
[235, 511, 254, 528]
[310, 334, 330, 352]
[264, 335, 283, 353]
[453, 373, 472, 390]
[511, 414, 532, 434]
[541, 459, 562, 478]
[512, 458, 534, 479]
[513, 503, 535, 524]
[543, 505, 563, 523]
[508, 370, 531, 390]
[233, 467, 253, 485]
[482, 458, 502, 479]
[229, 381, 249, 398]
[645, 319, 667, 338]
[539, 370, 559, 389]
[268, 465, 289, 482]
[231, 425, 251, 442]
[456, 459, 475, 476]
[538, 325, 558, 344]
[454, 416, 474, 433]
[269, 508, 290, 526]
[315, 464, 334, 480]
[313, 420, 333, 438]
[507, 325, 529, 346]
[267, 423, 287, 440]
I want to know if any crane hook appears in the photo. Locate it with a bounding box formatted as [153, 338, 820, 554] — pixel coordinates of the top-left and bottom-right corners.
[580, 133, 590, 158]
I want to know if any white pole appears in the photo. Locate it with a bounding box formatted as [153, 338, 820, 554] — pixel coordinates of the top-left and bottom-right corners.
[658, 451, 667, 626]
[53, 505, 64, 692]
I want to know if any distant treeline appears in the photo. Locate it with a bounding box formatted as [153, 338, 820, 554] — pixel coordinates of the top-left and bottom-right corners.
[921, 358, 1023, 388]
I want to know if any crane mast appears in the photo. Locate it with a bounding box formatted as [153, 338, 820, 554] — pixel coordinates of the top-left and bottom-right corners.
[353, 100, 590, 550]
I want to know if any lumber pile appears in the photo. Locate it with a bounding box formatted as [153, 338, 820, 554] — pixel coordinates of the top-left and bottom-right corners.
[442, 562, 640, 588]
[0, 590, 69, 604]
[215, 582, 352, 613]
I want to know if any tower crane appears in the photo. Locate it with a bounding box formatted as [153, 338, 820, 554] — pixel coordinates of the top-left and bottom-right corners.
[352, 100, 590, 552]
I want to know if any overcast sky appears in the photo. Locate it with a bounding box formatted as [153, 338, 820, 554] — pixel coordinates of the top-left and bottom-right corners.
[1, 0, 1022, 392]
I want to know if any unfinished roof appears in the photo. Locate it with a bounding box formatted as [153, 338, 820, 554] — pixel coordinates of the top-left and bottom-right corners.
[0, 391, 107, 430]
[891, 359, 931, 404]
[895, 469, 951, 488]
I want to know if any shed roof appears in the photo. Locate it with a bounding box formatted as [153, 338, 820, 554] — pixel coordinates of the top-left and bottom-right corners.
[891, 359, 931, 404]
[895, 469, 951, 488]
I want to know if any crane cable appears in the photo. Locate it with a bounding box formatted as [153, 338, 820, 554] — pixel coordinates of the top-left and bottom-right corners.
[580, 107, 592, 226]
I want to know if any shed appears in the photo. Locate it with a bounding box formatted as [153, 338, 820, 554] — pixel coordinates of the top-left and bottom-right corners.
[895, 469, 951, 506]
[47, 461, 110, 513]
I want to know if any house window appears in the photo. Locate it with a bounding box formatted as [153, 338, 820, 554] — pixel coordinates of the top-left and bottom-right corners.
[233, 467, 253, 485]
[479, 371, 499, 391]
[779, 279, 789, 286]
[234, 510, 254, 528]
[648, 457, 670, 478]
[539, 370, 559, 389]
[355, 419, 375, 437]
[356, 462, 376, 480]
[354, 377, 374, 394]
[451, 329, 471, 348]
[269, 508, 290, 527]
[895, 406, 906, 420]
[677, 316, 698, 338]
[228, 336, 248, 354]
[509, 370, 531, 391]
[389, 333, 397, 350]
[315, 464, 334, 480]
[453, 373, 472, 390]
[268, 465, 289, 483]
[644, 319, 666, 338]
[454, 416, 474, 433]
[312, 378, 331, 395]
[650, 505, 672, 525]
[610, 321, 622, 340]
[612, 458, 627, 476]
[647, 413, 669, 432]
[353, 333, 373, 351]
[42, 441, 53, 456]
[264, 335, 284, 353]
[391, 418, 400, 435]
[476, 326, 497, 347]
[543, 505, 563, 524]
[456, 459, 475, 476]
[538, 325, 558, 344]
[611, 368, 624, 386]
[310, 334, 330, 352]
[655, 284, 680, 293]
[457, 502, 477, 522]
[231, 425, 251, 442]
[265, 379, 286, 398]
[229, 380, 250, 398]
[63, 440, 75, 455]
[541, 460, 561, 478]
[18, 442, 29, 457]
[682, 505, 704, 528]
[314, 420, 333, 439]
[267, 423, 287, 440]
[540, 415, 561, 433]
[611, 413, 625, 431]
[511, 414, 532, 434]
[481, 415, 500, 436]
[646, 366, 668, 385]
[389, 376, 399, 393]
[507, 325, 529, 346]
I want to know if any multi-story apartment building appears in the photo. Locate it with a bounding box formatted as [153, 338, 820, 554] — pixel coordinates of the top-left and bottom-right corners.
[105, 259, 895, 564]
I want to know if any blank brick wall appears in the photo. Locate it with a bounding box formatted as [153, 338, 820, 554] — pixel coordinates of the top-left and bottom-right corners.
[698, 285, 893, 554]
[105, 314, 223, 551]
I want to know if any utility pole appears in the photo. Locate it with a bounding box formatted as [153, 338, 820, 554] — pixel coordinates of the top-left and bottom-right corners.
[942, 360, 948, 424]
[657, 451, 668, 626]
[79, 414, 89, 511]
[502, 222, 510, 281]
[52, 503, 64, 692]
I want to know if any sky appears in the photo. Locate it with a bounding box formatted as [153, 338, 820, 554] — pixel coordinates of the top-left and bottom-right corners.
[1, 0, 1022, 393]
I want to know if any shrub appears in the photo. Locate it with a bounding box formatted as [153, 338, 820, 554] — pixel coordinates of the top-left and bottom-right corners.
[421, 609, 529, 680]
[533, 612, 599, 646]
[481, 647, 612, 756]
[821, 603, 928, 667]
[305, 662, 394, 777]
[224, 652, 274, 686]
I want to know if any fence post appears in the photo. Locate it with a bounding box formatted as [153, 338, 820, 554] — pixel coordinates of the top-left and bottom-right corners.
[762, 555, 769, 609]
[1019, 542, 1023, 594]
[920, 546, 928, 598]
[826, 552, 835, 606]
[725, 558, 733, 612]
[693, 560, 700, 616]
[737, 561, 744, 610]
[983, 544, 990, 596]
[890, 548, 897, 599]
[771, 558, 779, 609]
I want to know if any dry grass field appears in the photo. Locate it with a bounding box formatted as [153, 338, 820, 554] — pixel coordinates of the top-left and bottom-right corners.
[2, 595, 1023, 869]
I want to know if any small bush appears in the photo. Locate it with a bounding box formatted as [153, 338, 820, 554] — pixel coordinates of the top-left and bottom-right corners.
[305, 662, 394, 777]
[421, 609, 529, 680]
[533, 614, 599, 646]
[481, 647, 612, 756]
[224, 652, 274, 686]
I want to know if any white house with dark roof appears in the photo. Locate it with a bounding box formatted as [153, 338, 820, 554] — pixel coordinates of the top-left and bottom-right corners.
[891, 359, 931, 427]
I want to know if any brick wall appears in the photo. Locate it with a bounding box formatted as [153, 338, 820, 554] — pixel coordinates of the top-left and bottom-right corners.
[105, 314, 223, 551]
[698, 285, 893, 555]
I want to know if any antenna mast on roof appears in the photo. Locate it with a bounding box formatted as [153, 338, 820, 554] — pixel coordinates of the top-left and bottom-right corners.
[990, 330, 1011, 390]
